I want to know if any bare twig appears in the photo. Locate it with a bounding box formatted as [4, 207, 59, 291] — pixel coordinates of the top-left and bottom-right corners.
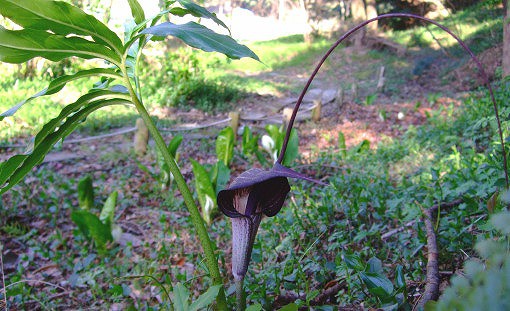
[311, 282, 344, 305]
[381, 220, 417, 240]
[417, 199, 463, 308]
[418, 207, 440, 308]
[273, 281, 344, 308]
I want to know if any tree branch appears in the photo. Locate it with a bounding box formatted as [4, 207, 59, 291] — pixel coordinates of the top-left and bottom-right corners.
[418, 198, 463, 308]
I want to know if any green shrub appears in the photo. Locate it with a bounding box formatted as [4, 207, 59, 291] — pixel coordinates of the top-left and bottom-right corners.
[142, 49, 242, 111]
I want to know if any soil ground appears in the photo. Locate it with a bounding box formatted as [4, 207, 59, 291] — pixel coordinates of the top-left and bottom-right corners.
[0, 41, 501, 309]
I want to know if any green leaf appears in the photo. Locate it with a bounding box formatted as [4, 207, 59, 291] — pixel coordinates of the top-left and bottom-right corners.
[395, 265, 406, 289]
[0, 98, 130, 194]
[141, 22, 259, 60]
[100, 191, 118, 226]
[0, 0, 123, 52]
[176, 0, 230, 33]
[191, 159, 217, 225]
[216, 127, 234, 167]
[0, 68, 122, 120]
[188, 285, 221, 311]
[172, 282, 190, 311]
[214, 161, 230, 195]
[282, 129, 298, 167]
[367, 257, 383, 274]
[127, 0, 146, 24]
[360, 272, 394, 295]
[78, 176, 94, 211]
[265, 124, 282, 150]
[32, 90, 130, 149]
[169, 7, 190, 17]
[242, 126, 258, 156]
[306, 289, 320, 302]
[246, 304, 263, 311]
[338, 131, 347, 158]
[356, 139, 370, 153]
[0, 26, 121, 65]
[278, 303, 298, 311]
[343, 253, 365, 271]
[71, 210, 113, 249]
[168, 135, 183, 158]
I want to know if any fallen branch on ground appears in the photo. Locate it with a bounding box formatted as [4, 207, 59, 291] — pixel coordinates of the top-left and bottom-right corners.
[417, 199, 463, 309]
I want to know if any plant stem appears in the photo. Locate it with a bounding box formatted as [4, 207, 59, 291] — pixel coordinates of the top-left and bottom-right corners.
[235, 278, 246, 311]
[121, 66, 227, 310]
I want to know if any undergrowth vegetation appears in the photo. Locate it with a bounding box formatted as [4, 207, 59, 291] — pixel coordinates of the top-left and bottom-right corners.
[2, 79, 508, 309]
[1, 0, 509, 310]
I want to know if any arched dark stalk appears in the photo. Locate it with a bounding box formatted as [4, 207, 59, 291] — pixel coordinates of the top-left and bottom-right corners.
[276, 13, 509, 188]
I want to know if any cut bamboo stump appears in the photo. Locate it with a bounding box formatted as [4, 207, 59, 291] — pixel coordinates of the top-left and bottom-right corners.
[283, 107, 293, 129]
[351, 83, 358, 102]
[336, 88, 344, 110]
[377, 66, 385, 92]
[134, 118, 149, 156]
[229, 111, 240, 136]
[312, 99, 322, 122]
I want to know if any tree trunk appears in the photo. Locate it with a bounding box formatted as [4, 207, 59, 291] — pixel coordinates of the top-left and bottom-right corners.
[279, 0, 285, 21]
[351, 0, 366, 48]
[351, 0, 366, 21]
[504, 0, 510, 78]
[365, 0, 377, 32]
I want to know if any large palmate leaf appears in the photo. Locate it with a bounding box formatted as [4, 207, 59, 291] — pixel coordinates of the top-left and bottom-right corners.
[0, 0, 123, 52]
[0, 27, 121, 65]
[30, 90, 131, 148]
[0, 98, 131, 194]
[0, 68, 122, 120]
[141, 22, 259, 60]
[176, 0, 230, 33]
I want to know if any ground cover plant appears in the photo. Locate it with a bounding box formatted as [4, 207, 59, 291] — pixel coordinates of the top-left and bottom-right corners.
[1, 0, 509, 310]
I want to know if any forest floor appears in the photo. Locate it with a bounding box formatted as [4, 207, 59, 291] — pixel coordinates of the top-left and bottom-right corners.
[0, 38, 503, 309]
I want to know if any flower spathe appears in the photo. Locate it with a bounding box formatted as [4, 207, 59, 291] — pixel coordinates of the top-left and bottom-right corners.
[217, 163, 326, 281]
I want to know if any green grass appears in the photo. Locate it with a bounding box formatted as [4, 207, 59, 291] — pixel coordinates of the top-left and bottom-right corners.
[201, 34, 331, 74]
[387, 2, 502, 51]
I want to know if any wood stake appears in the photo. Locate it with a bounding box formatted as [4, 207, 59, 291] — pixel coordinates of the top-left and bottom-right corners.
[312, 99, 322, 122]
[134, 118, 149, 156]
[377, 66, 385, 92]
[283, 107, 293, 129]
[351, 83, 358, 102]
[336, 88, 344, 110]
[229, 111, 240, 136]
